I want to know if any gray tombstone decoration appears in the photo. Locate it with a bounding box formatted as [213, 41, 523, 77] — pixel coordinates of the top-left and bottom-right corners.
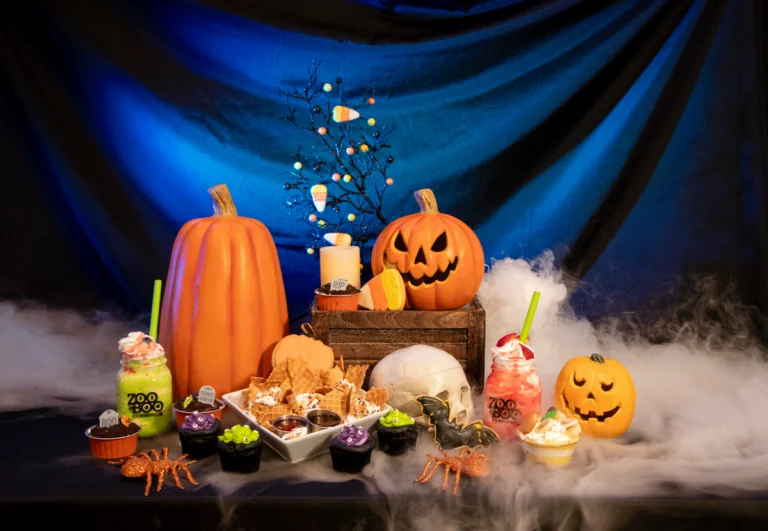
[99, 409, 120, 428]
[330, 279, 349, 291]
[198, 385, 216, 406]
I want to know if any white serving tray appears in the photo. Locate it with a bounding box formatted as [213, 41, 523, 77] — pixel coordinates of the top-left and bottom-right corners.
[222, 389, 390, 464]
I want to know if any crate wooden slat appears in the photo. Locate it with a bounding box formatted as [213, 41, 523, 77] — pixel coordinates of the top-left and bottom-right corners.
[329, 328, 467, 344]
[311, 298, 486, 388]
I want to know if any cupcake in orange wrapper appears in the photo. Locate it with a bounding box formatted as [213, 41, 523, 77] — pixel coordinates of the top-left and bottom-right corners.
[86, 410, 140, 459]
[315, 281, 360, 311]
[517, 407, 581, 468]
[172, 392, 226, 426]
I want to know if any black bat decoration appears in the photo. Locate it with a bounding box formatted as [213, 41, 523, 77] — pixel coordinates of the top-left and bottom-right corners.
[415, 395, 500, 451]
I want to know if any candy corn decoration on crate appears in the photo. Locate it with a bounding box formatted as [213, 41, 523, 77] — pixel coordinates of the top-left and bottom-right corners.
[311, 298, 486, 388]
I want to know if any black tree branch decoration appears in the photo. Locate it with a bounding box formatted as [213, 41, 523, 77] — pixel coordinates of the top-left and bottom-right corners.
[278, 61, 396, 266]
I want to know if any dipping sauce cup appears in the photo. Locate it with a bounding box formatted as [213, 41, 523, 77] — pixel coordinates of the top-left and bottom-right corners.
[273, 415, 309, 439]
[307, 409, 342, 433]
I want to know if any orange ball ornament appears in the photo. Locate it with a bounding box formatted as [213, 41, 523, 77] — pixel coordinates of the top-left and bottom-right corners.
[368, 98, 376, 105]
[159, 184, 289, 398]
[346, 147, 355, 155]
[309, 214, 318, 222]
[386, 178, 394, 186]
[332, 173, 341, 182]
[371, 189, 484, 310]
[318, 127, 327, 135]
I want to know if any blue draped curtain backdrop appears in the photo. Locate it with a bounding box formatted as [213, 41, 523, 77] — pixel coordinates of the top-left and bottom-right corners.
[1, 0, 767, 329]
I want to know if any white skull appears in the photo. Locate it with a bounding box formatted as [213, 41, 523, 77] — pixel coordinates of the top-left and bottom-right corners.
[370, 345, 474, 426]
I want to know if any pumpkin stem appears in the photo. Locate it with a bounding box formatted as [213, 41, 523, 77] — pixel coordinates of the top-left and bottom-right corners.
[590, 353, 606, 364]
[208, 184, 238, 217]
[414, 189, 439, 214]
[300, 323, 315, 338]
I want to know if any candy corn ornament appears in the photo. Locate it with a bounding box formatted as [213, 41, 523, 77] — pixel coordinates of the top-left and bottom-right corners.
[311, 184, 328, 212]
[359, 269, 406, 311]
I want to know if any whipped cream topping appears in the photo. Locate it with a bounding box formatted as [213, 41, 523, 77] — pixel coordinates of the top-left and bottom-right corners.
[334, 379, 356, 393]
[351, 395, 380, 418]
[294, 392, 322, 414]
[118, 332, 165, 361]
[280, 426, 308, 441]
[249, 386, 281, 408]
[519, 417, 581, 446]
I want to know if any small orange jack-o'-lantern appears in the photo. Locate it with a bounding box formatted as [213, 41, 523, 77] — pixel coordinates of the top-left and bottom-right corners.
[554, 354, 636, 438]
[371, 189, 484, 310]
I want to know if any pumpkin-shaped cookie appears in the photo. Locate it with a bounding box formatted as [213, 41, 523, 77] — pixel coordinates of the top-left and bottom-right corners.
[554, 354, 635, 438]
[272, 325, 335, 373]
[371, 189, 484, 310]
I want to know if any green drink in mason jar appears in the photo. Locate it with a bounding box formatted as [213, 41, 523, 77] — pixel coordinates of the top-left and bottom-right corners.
[117, 331, 173, 438]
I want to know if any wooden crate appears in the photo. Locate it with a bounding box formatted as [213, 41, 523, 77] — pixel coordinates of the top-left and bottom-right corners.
[311, 298, 486, 387]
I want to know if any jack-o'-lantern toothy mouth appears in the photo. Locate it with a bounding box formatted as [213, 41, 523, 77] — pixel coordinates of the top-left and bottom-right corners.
[562, 394, 620, 422]
[392, 256, 459, 287]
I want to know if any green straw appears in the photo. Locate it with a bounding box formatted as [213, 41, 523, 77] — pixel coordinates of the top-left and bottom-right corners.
[519, 291, 541, 344]
[149, 279, 163, 340]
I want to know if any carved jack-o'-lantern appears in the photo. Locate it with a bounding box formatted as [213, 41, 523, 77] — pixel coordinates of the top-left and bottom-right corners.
[554, 354, 636, 438]
[371, 189, 484, 310]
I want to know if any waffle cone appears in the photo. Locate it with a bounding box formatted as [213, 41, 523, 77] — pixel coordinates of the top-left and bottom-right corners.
[319, 389, 350, 417]
[365, 387, 389, 408]
[267, 362, 290, 384]
[344, 364, 368, 390]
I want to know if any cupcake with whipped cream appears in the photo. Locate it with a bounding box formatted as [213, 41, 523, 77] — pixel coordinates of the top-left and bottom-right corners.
[329, 424, 374, 473]
[518, 407, 581, 468]
[178, 413, 221, 458]
[376, 410, 417, 456]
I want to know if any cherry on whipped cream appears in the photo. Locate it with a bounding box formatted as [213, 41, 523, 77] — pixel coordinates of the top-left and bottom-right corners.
[496, 333, 519, 347]
[495, 332, 534, 360]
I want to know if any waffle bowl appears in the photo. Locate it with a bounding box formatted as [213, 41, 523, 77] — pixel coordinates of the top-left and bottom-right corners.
[222, 390, 389, 463]
[222, 356, 390, 463]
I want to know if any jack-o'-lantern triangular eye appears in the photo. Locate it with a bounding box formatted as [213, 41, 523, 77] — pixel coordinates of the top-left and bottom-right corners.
[394, 232, 408, 252]
[431, 231, 448, 252]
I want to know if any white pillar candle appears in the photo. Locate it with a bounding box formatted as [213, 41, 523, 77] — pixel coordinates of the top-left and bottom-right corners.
[320, 245, 361, 288]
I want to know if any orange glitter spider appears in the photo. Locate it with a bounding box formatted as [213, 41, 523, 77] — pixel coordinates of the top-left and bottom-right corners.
[415, 448, 492, 495]
[109, 448, 198, 496]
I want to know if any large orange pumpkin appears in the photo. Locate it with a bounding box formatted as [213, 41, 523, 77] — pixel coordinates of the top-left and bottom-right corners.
[371, 189, 484, 310]
[554, 353, 636, 438]
[159, 184, 289, 399]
